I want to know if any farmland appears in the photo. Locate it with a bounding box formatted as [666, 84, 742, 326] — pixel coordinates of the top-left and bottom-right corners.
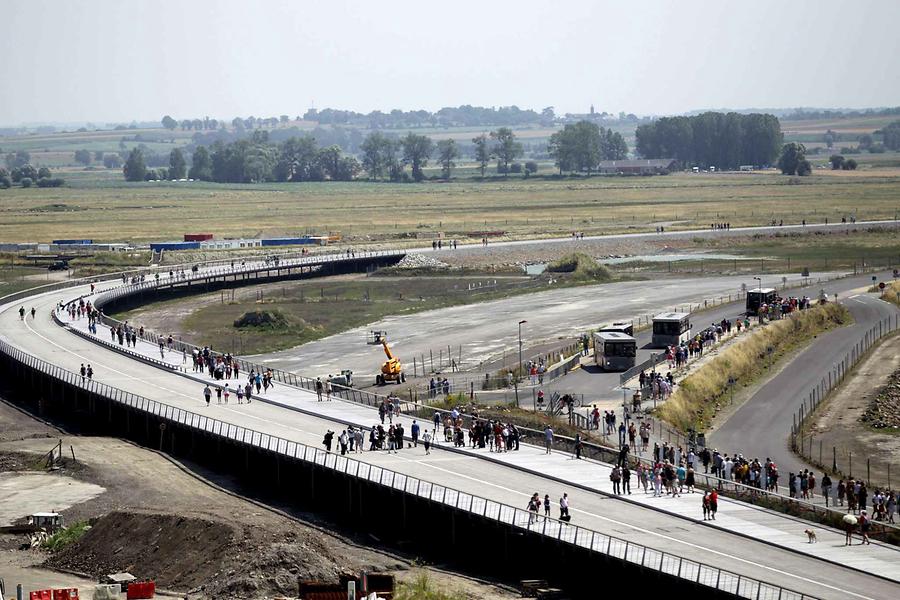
[1, 170, 899, 245]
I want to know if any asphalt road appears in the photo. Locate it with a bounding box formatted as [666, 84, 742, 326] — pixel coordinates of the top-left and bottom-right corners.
[709, 291, 900, 476]
[3, 282, 900, 598]
[256, 271, 835, 385]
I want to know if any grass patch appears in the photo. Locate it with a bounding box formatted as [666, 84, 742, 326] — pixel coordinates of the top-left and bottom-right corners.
[883, 281, 900, 308]
[658, 303, 851, 431]
[546, 252, 612, 282]
[394, 570, 466, 600]
[42, 520, 90, 551]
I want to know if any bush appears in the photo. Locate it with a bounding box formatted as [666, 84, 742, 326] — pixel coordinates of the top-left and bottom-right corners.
[525, 160, 539, 176]
[0, 176, 10, 189]
[20, 177, 33, 188]
[37, 166, 51, 179]
[42, 521, 90, 551]
[844, 158, 858, 171]
[37, 177, 65, 187]
[234, 309, 290, 329]
[509, 162, 522, 173]
[796, 159, 812, 176]
[546, 252, 612, 281]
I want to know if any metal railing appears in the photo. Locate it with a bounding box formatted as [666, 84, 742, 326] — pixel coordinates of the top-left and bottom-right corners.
[0, 335, 815, 600]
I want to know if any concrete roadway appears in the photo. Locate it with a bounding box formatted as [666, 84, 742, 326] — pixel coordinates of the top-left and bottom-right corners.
[709, 292, 900, 477]
[3, 284, 900, 599]
[257, 272, 835, 384]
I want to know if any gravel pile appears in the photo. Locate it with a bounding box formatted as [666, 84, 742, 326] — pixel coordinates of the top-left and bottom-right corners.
[395, 253, 450, 270]
[861, 370, 900, 429]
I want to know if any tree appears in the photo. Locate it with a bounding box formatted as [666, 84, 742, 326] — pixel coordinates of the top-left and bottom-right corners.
[879, 120, 900, 150]
[189, 146, 213, 180]
[823, 129, 837, 149]
[280, 115, 290, 126]
[123, 148, 147, 181]
[829, 154, 845, 170]
[5, 150, 31, 169]
[94, 151, 104, 162]
[274, 136, 319, 182]
[776, 142, 806, 175]
[37, 166, 51, 179]
[161, 115, 178, 130]
[844, 158, 858, 170]
[20, 177, 33, 188]
[400, 133, 433, 181]
[796, 159, 812, 176]
[103, 154, 123, 169]
[490, 127, 522, 175]
[168, 148, 187, 179]
[857, 134, 874, 150]
[524, 161, 538, 177]
[11, 165, 37, 182]
[0, 176, 11, 189]
[180, 119, 191, 131]
[472, 134, 490, 177]
[74, 149, 92, 166]
[436, 139, 459, 178]
[361, 132, 393, 180]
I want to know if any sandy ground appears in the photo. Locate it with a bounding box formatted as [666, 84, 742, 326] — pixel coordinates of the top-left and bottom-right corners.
[0, 399, 517, 599]
[806, 333, 900, 487]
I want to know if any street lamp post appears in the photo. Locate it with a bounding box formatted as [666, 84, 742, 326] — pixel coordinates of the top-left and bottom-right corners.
[516, 320, 527, 407]
[753, 276, 761, 289]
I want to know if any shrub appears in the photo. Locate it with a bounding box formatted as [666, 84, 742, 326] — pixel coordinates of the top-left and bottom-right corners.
[546, 252, 612, 281]
[20, 177, 33, 188]
[37, 177, 65, 187]
[0, 175, 11, 189]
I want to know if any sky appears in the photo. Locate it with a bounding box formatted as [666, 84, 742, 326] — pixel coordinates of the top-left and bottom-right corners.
[2, 0, 899, 125]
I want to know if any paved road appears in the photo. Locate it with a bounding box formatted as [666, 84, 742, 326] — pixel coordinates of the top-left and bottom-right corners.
[3, 283, 900, 598]
[413, 219, 900, 255]
[709, 292, 900, 477]
[256, 272, 835, 383]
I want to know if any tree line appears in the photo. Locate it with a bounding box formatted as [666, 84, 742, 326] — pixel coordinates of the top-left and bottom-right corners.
[635, 112, 783, 169]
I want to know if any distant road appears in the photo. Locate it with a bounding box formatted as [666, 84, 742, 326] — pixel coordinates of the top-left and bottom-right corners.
[414, 219, 900, 255]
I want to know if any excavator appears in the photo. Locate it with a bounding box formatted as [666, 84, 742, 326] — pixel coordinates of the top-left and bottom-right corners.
[370, 331, 405, 385]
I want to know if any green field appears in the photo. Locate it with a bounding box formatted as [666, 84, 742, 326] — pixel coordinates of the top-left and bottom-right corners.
[1, 170, 899, 245]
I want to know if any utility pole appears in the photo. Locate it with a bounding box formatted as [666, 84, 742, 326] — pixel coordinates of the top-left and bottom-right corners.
[516, 320, 527, 407]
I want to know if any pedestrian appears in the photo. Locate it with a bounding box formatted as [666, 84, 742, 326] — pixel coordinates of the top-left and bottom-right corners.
[708, 489, 718, 520]
[574, 434, 583, 460]
[702, 492, 711, 520]
[837, 478, 846, 506]
[422, 430, 432, 455]
[543, 494, 551, 518]
[622, 465, 631, 495]
[821, 473, 832, 507]
[527, 493, 539, 527]
[339, 430, 348, 455]
[324, 376, 332, 401]
[86, 364, 93, 380]
[323, 430, 334, 452]
[544, 425, 553, 454]
[859, 511, 871, 545]
[215, 386, 222, 404]
[315, 377, 323, 401]
[559, 493, 570, 521]
[236, 385, 244, 404]
[244, 382, 253, 404]
[80, 363, 86, 382]
[610, 466, 621, 495]
[223, 384, 230, 404]
[433, 410, 441, 432]
[411, 420, 420, 447]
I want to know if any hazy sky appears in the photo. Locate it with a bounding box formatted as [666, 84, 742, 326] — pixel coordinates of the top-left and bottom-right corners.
[2, 0, 898, 125]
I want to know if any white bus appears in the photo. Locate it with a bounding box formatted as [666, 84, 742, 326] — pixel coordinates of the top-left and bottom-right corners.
[651, 312, 692, 348]
[597, 320, 634, 336]
[593, 331, 637, 371]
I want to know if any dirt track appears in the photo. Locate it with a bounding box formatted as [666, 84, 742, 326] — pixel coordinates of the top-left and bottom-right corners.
[0, 399, 516, 599]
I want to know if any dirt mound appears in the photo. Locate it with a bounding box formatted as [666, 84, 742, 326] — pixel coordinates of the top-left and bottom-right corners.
[46, 511, 233, 591]
[234, 309, 291, 329]
[861, 369, 900, 429]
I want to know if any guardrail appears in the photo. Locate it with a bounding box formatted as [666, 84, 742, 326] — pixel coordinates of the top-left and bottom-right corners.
[0, 335, 815, 600]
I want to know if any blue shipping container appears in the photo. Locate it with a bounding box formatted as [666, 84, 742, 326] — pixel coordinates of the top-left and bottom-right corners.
[261, 237, 315, 247]
[52, 239, 93, 245]
[150, 241, 201, 251]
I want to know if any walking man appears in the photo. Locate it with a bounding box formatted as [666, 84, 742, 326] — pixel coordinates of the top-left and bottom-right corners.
[411, 420, 420, 447]
[544, 425, 554, 454]
[203, 384, 212, 406]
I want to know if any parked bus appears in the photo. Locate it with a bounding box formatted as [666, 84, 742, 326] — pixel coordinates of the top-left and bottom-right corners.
[746, 287, 777, 315]
[597, 320, 634, 336]
[651, 312, 692, 348]
[593, 331, 637, 371]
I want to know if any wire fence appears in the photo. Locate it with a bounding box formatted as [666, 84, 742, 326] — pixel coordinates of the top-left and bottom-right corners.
[0, 334, 817, 600]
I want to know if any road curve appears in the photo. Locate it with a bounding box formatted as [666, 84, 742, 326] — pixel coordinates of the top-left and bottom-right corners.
[2, 277, 900, 598]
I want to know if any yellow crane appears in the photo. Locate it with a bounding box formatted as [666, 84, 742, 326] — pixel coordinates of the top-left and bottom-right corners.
[370, 331, 405, 385]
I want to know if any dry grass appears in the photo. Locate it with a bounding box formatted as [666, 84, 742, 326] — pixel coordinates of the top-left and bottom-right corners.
[658, 303, 851, 431]
[1, 172, 899, 244]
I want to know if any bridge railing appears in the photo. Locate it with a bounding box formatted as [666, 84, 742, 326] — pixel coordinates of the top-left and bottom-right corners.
[0, 335, 814, 600]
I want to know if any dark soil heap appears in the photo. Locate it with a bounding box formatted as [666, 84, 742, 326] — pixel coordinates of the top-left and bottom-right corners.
[860, 369, 900, 429]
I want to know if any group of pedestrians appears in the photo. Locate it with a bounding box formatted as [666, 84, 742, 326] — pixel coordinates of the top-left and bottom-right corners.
[526, 492, 570, 526]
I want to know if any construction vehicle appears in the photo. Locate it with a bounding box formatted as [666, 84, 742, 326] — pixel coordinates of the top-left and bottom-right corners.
[369, 331, 405, 385]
